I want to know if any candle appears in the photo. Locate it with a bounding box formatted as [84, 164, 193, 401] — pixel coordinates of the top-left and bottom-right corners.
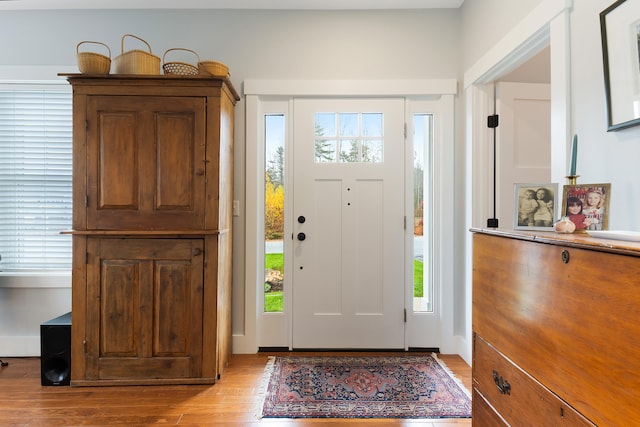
[569, 134, 577, 176]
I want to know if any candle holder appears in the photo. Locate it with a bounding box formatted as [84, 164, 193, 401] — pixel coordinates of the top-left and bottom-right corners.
[565, 175, 579, 185]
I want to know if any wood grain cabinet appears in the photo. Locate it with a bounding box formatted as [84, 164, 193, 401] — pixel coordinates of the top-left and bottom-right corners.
[472, 229, 640, 426]
[63, 75, 239, 386]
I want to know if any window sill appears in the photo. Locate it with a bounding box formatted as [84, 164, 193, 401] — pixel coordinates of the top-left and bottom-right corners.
[0, 271, 71, 288]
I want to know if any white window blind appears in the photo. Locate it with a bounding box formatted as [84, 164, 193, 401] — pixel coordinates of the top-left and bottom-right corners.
[0, 89, 72, 271]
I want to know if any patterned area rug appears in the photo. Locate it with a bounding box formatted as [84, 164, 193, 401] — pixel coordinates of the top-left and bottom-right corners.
[258, 354, 471, 419]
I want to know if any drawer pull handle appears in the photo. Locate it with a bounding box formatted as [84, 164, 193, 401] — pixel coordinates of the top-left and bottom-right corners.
[493, 370, 511, 395]
[561, 249, 570, 263]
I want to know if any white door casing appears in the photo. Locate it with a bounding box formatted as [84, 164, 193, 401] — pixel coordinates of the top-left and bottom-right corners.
[463, 0, 572, 366]
[239, 79, 457, 355]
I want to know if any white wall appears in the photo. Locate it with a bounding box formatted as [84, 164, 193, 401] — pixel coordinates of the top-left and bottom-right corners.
[0, 8, 462, 356]
[462, 0, 640, 231]
[570, 0, 640, 229]
[461, 0, 542, 70]
[0, 285, 71, 356]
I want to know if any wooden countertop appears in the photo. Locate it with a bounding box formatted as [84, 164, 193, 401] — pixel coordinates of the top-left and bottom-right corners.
[470, 227, 640, 256]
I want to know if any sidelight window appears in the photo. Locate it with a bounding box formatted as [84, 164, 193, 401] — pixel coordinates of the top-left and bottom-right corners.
[264, 114, 285, 312]
[413, 113, 432, 312]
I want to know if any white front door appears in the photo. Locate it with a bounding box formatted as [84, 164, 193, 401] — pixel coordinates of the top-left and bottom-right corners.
[292, 98, 405, 349]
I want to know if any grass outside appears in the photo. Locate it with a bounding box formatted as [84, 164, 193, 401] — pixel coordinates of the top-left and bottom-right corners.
[414, 259, 424, 298]
[265, 253, 425, 312]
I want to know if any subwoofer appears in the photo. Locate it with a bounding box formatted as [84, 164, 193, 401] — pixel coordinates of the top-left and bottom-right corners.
[40, 312, 71, 386]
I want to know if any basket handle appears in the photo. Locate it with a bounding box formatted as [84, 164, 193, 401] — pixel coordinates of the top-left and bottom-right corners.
[162, 48, 200, 65]
[77, 41, 111, 58]
[121, 34, 152, 54]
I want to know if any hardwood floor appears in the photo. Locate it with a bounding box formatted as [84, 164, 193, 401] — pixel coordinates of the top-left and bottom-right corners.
[0, 352, 471, 426]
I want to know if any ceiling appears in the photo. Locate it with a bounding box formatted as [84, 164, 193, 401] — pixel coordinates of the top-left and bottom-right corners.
[0, 0, 464, 10]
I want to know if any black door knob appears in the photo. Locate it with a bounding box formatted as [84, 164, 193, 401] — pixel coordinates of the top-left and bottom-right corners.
[298, 216, 306, 224]
[297, 232, 306, 241]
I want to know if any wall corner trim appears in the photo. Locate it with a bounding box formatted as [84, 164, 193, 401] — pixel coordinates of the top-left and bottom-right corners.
[463, 0, 572, 87]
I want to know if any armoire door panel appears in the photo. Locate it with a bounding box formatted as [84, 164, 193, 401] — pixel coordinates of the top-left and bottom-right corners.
[86, 238, 204, 380]
[86, 96, 206, 230]
[153, 258, 203, 357]
[156, 112, 198, 211]
[99, 259, 141, 357]
[96, 111, 139, 210]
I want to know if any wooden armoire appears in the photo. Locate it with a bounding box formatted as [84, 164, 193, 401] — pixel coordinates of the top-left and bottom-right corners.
[62, 75, 239, 386]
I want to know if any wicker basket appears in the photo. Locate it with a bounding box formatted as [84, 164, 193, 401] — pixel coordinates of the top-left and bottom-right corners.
[113, 34, 160, 75]
[77, 41, 111, 74]
[163, 48, 200, 76]
[198, 60, 230, 77]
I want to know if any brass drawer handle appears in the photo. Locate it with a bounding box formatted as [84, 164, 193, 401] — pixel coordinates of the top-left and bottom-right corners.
[562, 249, 570, 264]
[493, 370, 511, 395]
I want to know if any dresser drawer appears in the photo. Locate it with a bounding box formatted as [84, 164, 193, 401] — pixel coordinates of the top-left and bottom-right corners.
[472, 387, 508, 427]
[473, 335, 595, 427]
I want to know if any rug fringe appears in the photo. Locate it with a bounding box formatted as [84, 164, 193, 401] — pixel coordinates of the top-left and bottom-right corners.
[254, 355, 276, 419]
[431, 352, 472, 399]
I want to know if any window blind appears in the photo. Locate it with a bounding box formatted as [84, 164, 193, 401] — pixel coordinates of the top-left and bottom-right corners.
[0, 89, 72, 271]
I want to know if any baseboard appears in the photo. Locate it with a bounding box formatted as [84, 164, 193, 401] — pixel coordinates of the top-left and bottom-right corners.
[456, 334, 472, 366]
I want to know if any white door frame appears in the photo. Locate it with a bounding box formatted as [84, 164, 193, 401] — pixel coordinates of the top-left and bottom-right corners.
[236, 79, 457, 354]
[405, 97, 455, 350]
[462, 0, 573, 363]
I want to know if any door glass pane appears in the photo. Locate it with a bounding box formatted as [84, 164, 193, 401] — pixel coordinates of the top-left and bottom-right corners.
[315, 138, 337, 163]
[362, 139, 383, 163]
[362, 113, 383, 136]
[339, 112, 358, 136]
[314, 112, 383, 164]
[413, 114, 432, 313]
[315, 113, 336, 136]
[339, 139, 359, 162]
[265, 114, 285, 313]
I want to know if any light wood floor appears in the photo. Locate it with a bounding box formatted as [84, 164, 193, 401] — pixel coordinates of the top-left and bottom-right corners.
[0, 352, 471, 427]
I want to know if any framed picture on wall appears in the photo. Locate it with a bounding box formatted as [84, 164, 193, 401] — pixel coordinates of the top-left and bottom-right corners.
[562, 183, 612, 232]
[600, 0, 640, 130]
[513, 183, 559, 231]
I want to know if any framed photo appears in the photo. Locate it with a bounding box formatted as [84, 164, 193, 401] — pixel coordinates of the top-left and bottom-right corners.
[514, 183, 559, 231]
[600, 0, 640, 131]
[562, 184, 612, 232]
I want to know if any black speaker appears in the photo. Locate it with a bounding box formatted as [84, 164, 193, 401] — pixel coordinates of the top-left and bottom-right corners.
[40, 312, 71, 386]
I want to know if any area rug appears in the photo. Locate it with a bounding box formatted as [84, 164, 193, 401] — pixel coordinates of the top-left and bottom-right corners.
[257, 354, 471, 419]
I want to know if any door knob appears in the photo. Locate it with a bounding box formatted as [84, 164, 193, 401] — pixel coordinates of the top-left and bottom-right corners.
[298, 215, 306, 224]
[297, 232, 306, 241]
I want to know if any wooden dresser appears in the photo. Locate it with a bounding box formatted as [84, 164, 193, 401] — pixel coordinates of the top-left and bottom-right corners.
[63, 75, 239, 386]
[472, 228, 640, 426]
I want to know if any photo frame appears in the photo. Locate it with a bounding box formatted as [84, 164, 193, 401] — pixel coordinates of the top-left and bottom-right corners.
[513, 183, 559, 231]
[600, 0, 640, 131]
[562, 183, 612, 232]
